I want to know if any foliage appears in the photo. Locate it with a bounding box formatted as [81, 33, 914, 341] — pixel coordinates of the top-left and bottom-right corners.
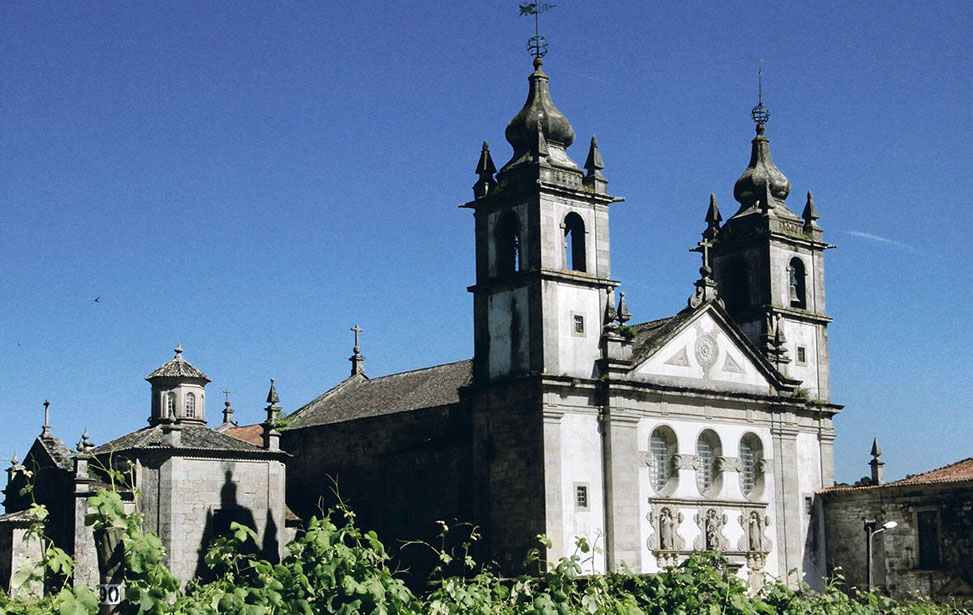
[2, 487, 971, 615]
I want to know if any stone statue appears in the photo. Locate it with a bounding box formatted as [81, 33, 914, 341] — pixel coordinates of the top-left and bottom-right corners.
[748, 511, 762, 552]
[659, 507, 676, 550]
[704, 509, 721, 551]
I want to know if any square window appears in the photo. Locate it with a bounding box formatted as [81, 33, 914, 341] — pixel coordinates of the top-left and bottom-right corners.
[573, 314, 585, 335]
[797, 346, 807, 364]
[575, 484, 588, 510]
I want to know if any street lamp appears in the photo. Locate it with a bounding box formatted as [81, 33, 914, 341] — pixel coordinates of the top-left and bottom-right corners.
[864, 519, 897, 591]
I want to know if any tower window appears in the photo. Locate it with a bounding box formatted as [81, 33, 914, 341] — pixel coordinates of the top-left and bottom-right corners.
[696, 430, 722, 496]
[722, 259, 749, 313]
[185, 392, 196, 418]
[650, 427, 676, 493]
[574, 484, 589, 510]
[165, 392, 176, 417]
[797, 346, 807, 364]
[789, 257, 807, 309]
[563, 212, 586, 272]
[495, 211, 522, 277]
[573, 314, 585, 335]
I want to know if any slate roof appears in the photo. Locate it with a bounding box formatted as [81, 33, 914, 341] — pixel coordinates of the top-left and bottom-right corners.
[37, 436, 76, 472]
[92, 424, 273, 455]
[145, 353, 210, 382]
[0, 509, 36, 525]
[629, 314, 683, 363]
[287, 359, 473, 429]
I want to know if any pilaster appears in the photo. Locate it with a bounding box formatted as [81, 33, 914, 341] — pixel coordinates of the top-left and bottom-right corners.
[600, 405, 640, 570]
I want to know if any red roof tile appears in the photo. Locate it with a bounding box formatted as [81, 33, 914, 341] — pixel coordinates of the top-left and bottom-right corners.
[223, 424, 265, 447]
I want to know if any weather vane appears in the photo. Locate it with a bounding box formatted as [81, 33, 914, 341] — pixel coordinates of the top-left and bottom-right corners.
[519, 2, 556, 58]
[751, 59, 770, 125]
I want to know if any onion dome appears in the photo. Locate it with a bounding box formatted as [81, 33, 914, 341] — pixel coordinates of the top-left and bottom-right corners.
[733, 123, 791, 208]
[504, 57, 575, 162]
[146, 345, 210, 382]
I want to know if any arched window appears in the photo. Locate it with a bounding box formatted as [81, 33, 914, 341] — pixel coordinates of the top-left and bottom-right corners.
[739, 433, 764, 497]
[696, 430, 722, 495]
[563, 212, 586, 272]
[495, 212, 521, 277]
[789, 257, 806, 309]
[185, 392, 196, 418]
[649, 427, 677, 493]
[165, 392, 176, 417]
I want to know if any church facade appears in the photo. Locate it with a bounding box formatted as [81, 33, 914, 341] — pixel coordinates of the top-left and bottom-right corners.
[282, 55, 840, 588]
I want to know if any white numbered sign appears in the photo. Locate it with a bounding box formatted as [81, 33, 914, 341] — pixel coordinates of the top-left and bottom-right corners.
[99, 583, 122, 605]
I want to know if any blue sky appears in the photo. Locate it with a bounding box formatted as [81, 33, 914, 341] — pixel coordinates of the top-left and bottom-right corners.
[2, 1, 971, 487]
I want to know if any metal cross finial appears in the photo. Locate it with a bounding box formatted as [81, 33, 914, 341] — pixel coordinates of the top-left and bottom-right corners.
[751, 59, 770, 126]
[223, 389, 231, 403]
[519, 3, 556, 58]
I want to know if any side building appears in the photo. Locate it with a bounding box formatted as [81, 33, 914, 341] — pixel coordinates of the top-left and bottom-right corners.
[1, 348, 288, 589]
[820, 444, 973, 605]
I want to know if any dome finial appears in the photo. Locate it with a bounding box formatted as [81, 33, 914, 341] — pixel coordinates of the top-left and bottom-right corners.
[733, 64, 790, 210]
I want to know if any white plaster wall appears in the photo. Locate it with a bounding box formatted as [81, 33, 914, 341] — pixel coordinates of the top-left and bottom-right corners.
[781, 320, 821, 398]
[634, 313, 773, 394]
[796, 432, 823, 502]
[557, 412, 606, 573]
[487, 287, 529, 379]
[550, 283, 602, 377]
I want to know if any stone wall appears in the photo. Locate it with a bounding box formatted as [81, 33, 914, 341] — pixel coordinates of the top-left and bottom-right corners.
[282, 402, 473, 581]
[0, 520, 43, 597]
[821, 480, 973, 602]
[136, 453, 285, 583]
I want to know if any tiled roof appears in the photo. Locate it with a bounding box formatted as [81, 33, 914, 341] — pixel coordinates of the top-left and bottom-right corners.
[224, 424, 265, 447]
[820, 456, 973, 494]
[92, 425, 272, 455]
[287, 359, 473, 429]
[894, 456, 973, 486]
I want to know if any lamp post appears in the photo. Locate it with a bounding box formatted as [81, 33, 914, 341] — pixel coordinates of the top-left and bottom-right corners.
[864, 519, 897, 591]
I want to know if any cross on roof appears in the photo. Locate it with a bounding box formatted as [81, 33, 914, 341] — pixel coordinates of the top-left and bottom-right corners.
[351, 325, 363, 351]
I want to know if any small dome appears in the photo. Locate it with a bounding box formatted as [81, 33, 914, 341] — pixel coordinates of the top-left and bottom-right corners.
[146, 346, 210, 382]
[504, 57, 575, 159]
[733, 124, 791, 206]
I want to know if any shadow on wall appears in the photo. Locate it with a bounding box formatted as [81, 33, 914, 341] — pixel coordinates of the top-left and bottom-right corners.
[195, 470, 257, 580]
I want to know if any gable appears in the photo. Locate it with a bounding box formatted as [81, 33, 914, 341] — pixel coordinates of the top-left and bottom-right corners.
[630, 309, 776, 395]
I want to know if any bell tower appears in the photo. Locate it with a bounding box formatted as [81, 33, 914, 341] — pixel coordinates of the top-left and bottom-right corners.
[463, 56, 621, 383]
[708, 94, 834, 400]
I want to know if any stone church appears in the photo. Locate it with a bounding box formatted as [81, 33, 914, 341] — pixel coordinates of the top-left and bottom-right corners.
[3, 53, 841, 590]
[281, 54, 839, 587]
